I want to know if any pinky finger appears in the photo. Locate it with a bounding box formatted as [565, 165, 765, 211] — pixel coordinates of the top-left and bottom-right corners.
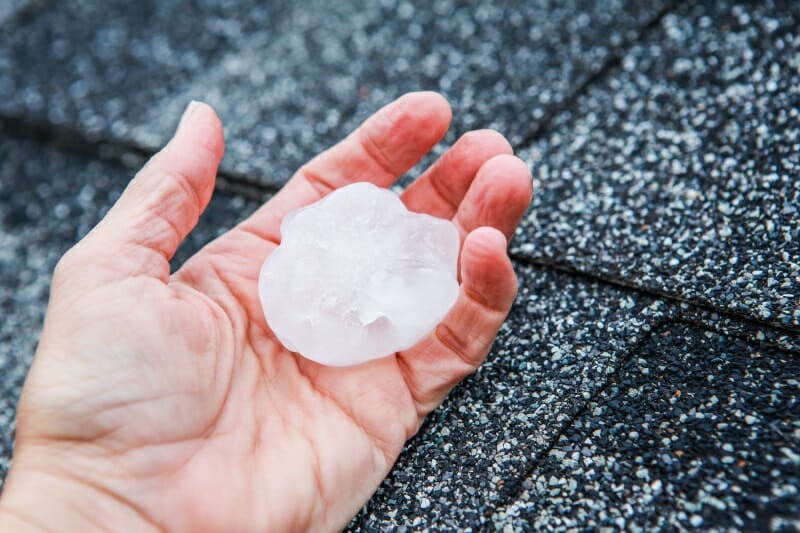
[396, 227, 518, 416]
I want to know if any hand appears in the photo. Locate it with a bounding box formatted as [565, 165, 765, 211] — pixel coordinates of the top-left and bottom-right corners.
[0, 92, 532, 531]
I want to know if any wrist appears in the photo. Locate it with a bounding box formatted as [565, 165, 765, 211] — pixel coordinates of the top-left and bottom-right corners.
[0, 464, 159, 532]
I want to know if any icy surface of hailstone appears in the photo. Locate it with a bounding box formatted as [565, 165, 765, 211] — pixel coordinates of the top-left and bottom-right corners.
[259, 182, 460, 366]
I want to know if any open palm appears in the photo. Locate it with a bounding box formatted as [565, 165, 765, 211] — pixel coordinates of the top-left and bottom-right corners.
[0, 93, 532, 532]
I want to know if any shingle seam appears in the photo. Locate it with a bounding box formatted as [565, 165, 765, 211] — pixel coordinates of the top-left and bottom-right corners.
[0, 113, 278, 200]
[484, 317, 674, 522]
[511, 0, 687, 153]
[509, 253, 800, 336]
[0, 1, 686, 202]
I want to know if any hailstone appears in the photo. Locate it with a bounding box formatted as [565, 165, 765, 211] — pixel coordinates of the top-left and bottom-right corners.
[259, 182, 460, 366]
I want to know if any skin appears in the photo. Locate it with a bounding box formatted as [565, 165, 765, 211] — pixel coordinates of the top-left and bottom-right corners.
[0, 92, 532, 532]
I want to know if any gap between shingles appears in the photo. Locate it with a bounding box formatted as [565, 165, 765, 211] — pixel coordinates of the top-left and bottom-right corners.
[509, 254, 800, 338]
[0, 113, 281, 200]
[484, 318, 673, 523]
[4, 105, 797, 336]
[3, 99, 797, 338]
[511, 0, 684, 151]
[0, 0, 48, 30]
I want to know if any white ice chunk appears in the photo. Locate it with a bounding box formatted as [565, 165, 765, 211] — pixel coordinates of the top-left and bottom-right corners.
[259, 182, 460, 366]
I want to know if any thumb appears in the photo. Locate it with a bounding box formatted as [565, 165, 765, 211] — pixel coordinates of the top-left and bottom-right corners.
[67, 101, 225, 284]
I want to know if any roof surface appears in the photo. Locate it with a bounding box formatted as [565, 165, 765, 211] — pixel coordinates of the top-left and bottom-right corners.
[1, 0, 798, 530]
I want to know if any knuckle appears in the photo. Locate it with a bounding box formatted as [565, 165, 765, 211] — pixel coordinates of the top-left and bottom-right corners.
[138, 171, 200, 247]
[360, 123, 397, 176]
[163, 171, 201, 214]
[435, 321, 477, 368]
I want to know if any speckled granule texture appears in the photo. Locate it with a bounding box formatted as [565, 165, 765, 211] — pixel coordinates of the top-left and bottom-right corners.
[335, 0, 672, 148]
[512, 0, 800, 329]
[0, 0, 287, 137]
[0, 0, 670, 186]
[0, 129, 262, 489]
[494, 322, 800, 531]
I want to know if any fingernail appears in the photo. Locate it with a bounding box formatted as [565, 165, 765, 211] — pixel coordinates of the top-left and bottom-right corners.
[178, 100, 201, 132]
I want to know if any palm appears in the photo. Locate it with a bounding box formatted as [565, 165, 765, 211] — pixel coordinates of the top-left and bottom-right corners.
[7, 94, 531, 532]
[149, 236, 422, 531]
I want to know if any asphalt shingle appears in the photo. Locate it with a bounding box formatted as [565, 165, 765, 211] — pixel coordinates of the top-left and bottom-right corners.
[512, 0, 800, 329]
[0, 0, 671, 186]
[0, 0, 287, 140]
[494, 322, 800, 531]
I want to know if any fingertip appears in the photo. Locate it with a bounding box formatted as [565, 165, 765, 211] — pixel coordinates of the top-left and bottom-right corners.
[461, 129, 514, 156]
[395, 91, 452, 138]
[496, 154, 534, 213]
[354, 92, 452, 180]
[174, 100, 225, 160]
[481, 153, 533, 194]
[156, 101, 225, 199]
[452, 130, 516, 176]
[456, 154, 533, 241]
[400, 90, 452, 118]
[461, 227, 517, 311]
[401, 128, 515, 218]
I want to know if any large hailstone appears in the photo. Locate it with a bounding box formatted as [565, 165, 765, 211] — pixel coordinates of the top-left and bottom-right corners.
[259, 182, 460, 366]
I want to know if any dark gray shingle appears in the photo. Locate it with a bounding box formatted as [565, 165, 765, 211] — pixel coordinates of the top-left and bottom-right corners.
[495, 321, 800, 531]
[0, 0, 671, 186]
[512, 0, 800, 328]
